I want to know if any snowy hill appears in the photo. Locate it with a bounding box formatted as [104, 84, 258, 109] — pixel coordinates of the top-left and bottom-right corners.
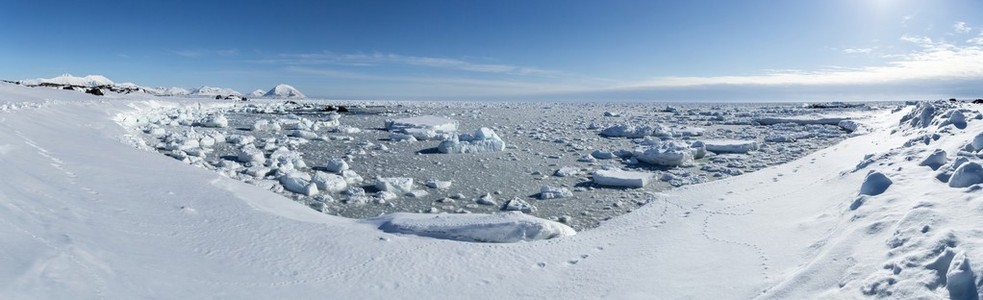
[249, 89, 265, 97]
[21, 73, 114, 87]
[3, 81, 983, 299]
[162, 87, 191, 96]
[264, 83, 305, 98]
[191, 86, 241, 97]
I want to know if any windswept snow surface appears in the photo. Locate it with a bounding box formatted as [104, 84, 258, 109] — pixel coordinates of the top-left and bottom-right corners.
[4, 82, 983, 299]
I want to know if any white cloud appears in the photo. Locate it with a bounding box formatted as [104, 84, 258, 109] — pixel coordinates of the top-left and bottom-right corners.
[257, 52, 562, 77]
[170, 49, 206, 58]
[843, 47, 874, 54]
[955, 21, 972, 34]
[900, 34, 933, 46]
[969, 31, 983, 45]
[170, 48, 239, 58]
[284, 66, 591, 96]
[612, 40, 983, 89]
[216, 49, 239, 57]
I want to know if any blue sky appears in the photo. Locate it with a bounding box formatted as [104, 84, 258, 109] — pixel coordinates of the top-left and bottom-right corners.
[2, 0, 982, 101]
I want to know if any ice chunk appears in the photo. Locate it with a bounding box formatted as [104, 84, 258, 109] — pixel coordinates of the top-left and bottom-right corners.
[279, 172, 318, 196]
[389, 132, 418, 142]
[476, 193, 497, 205]
[375, 191, 398, 202]
[691, 141, 707, 159]
[764, 135, 796, 143]
[702, 140, 759, 154]
[539, 186, 573, 199]
[374, 212, 575, 243]
[287, 130, 318, 139]
[635, 142, 693, 166]
[600, 124, 651, 138]
[236, 144, 265, 164]
[406, 190, 429, 198]
[675, 127, 705, 137]
[859, 170, 892, 196]
[425, 178, 452, 189]
[385, 115, 458, 140]
[267, 147, 306, 170]
[838, 120, 861, 132]
[592, 169, 652, 188]
[899, 101, 940, 128]
[591, 149, 615, 159]
[243, 165, 271, 178]
[948, 110, 968, 129]
[251, 119, 281, 131]
[226, 134, 255, 146]
[375, 177, 415, 194]
[919, 149, 948, 170]
[756, 117, 848, 126]
[554, 167, 583, 177]
[198, 114, 228, 128]
[502, 197, 536, 213]
[323, 158, 349, 173]
[341, 169, 364, 185]
[311, 171, 348, 193]
[437, 127, 506, 154]
[386, 115, 458, 132]
[945, 251, 977, 299]
[972, 132, 983, 151]
[949, 162, 983, 188]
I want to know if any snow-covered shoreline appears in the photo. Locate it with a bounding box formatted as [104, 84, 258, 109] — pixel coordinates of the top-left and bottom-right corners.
[3, 82, 983, 299]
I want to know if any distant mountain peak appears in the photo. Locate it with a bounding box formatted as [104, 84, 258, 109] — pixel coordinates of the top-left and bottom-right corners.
[191, 86, 241, 97]
[264, 84, 305, 99]
[22, 74, 115, 87]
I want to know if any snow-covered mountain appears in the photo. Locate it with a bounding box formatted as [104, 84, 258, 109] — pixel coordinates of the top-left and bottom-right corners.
[191, 86, 241, 97]
[162, 87, 191, 96]
[21, 73, 115, 87]
[264, 84, 305, 99]
[249, 89, 266, 97]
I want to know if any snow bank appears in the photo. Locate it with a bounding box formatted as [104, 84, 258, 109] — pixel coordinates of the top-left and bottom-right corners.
[592, 169, 652, 188]
[437, 127, 506, 154]
[374, 212, 575, 243]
